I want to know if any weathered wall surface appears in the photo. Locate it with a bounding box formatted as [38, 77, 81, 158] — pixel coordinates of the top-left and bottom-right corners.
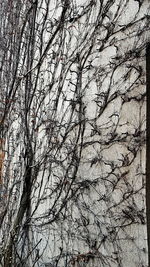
[0, 0, 149, 266]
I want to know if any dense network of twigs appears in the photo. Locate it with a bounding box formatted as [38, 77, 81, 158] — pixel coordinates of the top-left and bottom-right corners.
[0, 0, 149, 266]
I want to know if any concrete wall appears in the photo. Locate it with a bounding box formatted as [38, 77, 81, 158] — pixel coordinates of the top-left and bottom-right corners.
[0, 0, 149, 266]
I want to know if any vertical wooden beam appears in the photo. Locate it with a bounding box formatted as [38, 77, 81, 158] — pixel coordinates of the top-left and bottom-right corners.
[146, 43, 150, 266]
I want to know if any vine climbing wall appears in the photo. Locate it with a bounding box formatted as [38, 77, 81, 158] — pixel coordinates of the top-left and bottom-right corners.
[0, 0, 149, 266]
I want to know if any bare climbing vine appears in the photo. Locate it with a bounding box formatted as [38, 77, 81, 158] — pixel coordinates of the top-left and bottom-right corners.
[0, 0, 149, 266]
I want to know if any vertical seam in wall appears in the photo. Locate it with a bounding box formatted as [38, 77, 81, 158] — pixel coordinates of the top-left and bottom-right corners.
[146, 42, 150, 266]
